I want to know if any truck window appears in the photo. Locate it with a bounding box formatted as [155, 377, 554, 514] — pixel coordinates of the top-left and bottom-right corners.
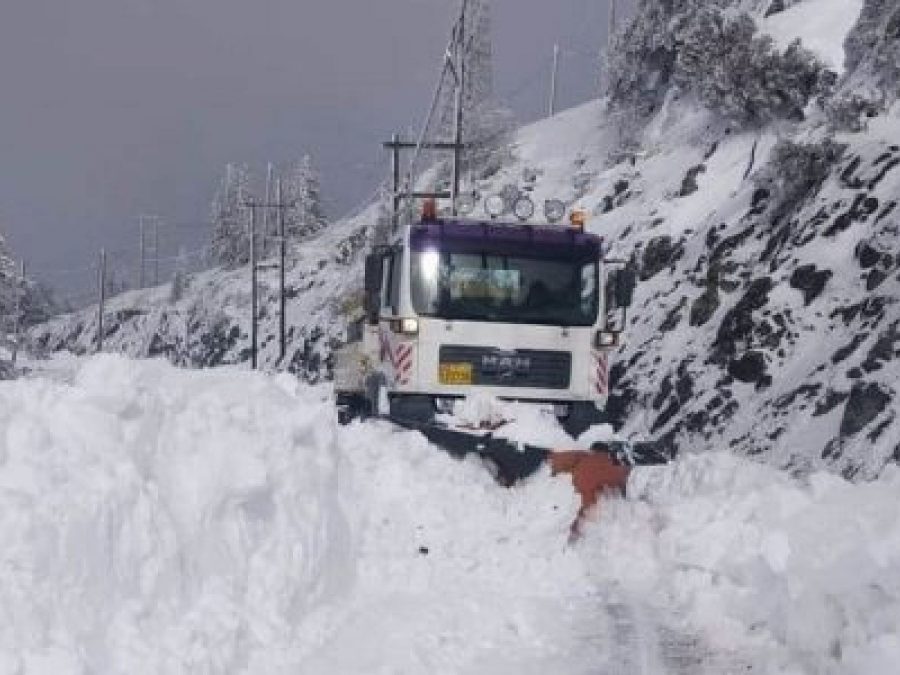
[380, 251, 402, 316]
[411, 250, 599, 327]
[390, 250, 403, 314]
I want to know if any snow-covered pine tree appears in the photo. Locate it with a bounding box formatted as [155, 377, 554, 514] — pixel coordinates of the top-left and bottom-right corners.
[0, 230, 59, 331]
[282, 155, 327, 241]
[169, 247, 191, 303]
[0, 230, 17, 321]
[607, 0, 826, 127]
[826, 0, 900, 130]
[844, 0, 900, 101]
[210, 163, 253, 267]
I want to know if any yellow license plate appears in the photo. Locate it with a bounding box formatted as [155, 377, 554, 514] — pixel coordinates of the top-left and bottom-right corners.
[439, 363, 473, 385]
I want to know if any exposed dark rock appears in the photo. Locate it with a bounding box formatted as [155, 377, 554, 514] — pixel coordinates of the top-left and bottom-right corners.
[861, 323, 900, 372]
[713, 277, 773, 361]
[652, 400, 681, 434]
[832, 334, 867, 364]
[653, 375, 673, 411]
[775, 383, 822, 409]
[868, 416, 894, 443]
[679, 164, 706, 197]
[840, 156, 862, 187]
[712, 226, 756, 262]
[856, 243, 882, 269]
[764, 0, 785, 18]
[825, 213, 853, 237]
[868, 158, 900, 190]
[690, 290, 720, 327]
[866, 269, 888, 291]
[876, 201, 897, 223]
[728, 351, 767, 384]
[684, 410, 709, 433]
[839, 383, 891, 437]
[748, 188, 770, 216]
[790, 265, 832, 305]
[831, 297, 887, 326]
[641, 236, 684, 281]
[815, 389, 849, 417]
[660, 299, 685, 332]
[650, 363, 695, 434]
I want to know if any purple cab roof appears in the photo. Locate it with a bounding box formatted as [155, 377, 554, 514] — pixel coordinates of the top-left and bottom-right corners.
[409, 219, 603, 260]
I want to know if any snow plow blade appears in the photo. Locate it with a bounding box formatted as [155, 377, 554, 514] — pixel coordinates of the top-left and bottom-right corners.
[391, 418, 674, 486]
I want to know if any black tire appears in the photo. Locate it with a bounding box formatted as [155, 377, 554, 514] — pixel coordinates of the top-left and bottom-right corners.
[337, 393, 370, 425]
[389, 394, 436, 425]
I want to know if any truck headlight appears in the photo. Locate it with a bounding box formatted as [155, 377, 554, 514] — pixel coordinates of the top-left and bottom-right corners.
[391, 318, 420, 336]
[595, 331, 619, 348]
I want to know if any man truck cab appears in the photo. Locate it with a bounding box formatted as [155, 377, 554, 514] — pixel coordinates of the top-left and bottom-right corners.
[335, 208, 634, 438]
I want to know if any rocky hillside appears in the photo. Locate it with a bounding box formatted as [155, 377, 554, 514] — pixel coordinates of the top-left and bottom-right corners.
[28, 207, 374, 381]
[28, 0, 900, 478]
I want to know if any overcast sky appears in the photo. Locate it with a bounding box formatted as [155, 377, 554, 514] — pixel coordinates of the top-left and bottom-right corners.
[0, 0, 626, 299]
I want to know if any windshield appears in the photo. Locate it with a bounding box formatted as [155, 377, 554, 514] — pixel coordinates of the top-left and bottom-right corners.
[411, 250, 599, 326]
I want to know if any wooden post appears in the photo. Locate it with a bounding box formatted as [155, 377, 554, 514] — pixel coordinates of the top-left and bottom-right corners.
[278, 178, 287, 362]
[97, 248, 107, 352]
[249, 207, 258, 370]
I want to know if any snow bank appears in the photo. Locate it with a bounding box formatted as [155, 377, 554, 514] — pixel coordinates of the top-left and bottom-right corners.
[0, 357, 591, 673]
[583, 453, 900, 674]
[1, 357, 899, 673]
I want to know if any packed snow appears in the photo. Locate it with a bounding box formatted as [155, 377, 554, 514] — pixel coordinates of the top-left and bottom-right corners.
[1, 356, 898, 674]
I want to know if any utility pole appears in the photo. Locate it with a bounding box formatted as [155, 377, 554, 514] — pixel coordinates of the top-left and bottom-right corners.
[390, 132, 401, 231]
[138, 214, 161, 288]
[244, 194, 295, 370]
[11, 260, 24, 367]
[608, 0, 618, 50]
[138, 215, 146, 289]
[451, 0, 467, 214]
[549, 43, 560, 117]
[153, 217, 160, 286]
[277, 178, 287, 362]
[386, 0, 468, 223]
[264, 162, 273, 255]
[97, 248, 107, 353]
[248, 206, 258, 370]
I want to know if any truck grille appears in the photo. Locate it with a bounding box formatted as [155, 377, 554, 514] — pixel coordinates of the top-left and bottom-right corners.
[439, 345, 571, 389]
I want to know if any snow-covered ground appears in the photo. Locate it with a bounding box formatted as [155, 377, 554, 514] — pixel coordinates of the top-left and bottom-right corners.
[1, 356, 898, 674]
[762, 0, 865, 72]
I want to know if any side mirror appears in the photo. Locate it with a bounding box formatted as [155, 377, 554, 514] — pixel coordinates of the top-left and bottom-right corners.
[614, 265, 637, 309]
[365, 254, 384, 294]
[364, 254, 384, 325]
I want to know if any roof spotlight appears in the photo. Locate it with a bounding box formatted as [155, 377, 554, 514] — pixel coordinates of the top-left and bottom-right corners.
[544, 199, 567, 224]
[513, 195, 535, 221]
[484, 194, 506, 218]
[455, 192, 477, 216]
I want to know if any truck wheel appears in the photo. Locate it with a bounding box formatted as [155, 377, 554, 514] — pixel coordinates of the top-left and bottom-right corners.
[389, 395, 436, 425]
[337, 393, 369, 425]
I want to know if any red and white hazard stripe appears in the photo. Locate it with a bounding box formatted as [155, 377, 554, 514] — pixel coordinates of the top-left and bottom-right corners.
[394, 343, 413, 385]
[593, 350, 609, 396]
[379, 329, 414, 386]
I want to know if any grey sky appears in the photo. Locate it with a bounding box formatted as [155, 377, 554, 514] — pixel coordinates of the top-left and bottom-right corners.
[0, 0, 625, 300]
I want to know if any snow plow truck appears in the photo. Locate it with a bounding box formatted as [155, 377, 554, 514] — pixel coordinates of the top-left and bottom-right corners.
[334, 199, 670, 521]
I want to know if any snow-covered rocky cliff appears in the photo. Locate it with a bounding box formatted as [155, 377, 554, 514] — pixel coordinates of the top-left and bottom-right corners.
[28, 0, 900, 478]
